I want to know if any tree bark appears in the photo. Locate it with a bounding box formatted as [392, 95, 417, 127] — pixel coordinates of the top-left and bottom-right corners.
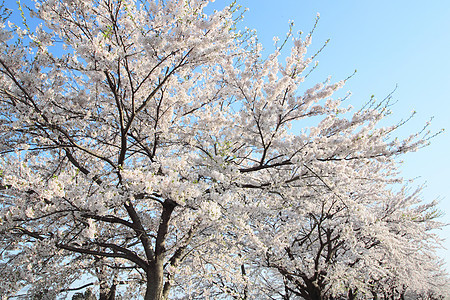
[144, 199, 177, 300]
[145, 261, 165, 300]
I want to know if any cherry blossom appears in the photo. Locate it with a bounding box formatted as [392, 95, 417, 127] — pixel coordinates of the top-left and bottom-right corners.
[0, 0, 447, 299]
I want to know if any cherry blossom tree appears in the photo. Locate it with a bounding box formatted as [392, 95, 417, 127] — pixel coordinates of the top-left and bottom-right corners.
[0, 0, 447, 299]
[171, 19, 448, 299]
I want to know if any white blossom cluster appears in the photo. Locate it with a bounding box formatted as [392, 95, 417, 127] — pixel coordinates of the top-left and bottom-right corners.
[0, 0, 447, 299]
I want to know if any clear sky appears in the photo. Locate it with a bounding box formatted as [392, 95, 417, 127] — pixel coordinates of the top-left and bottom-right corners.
[210, 0, 450, 269]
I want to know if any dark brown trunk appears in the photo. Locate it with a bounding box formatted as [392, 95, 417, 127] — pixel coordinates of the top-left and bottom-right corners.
[348, 288, 356, 300]
[145, 261, 165, 300]
[304, 282, 323, 300]
[144, 200, 177, 300]
[99, 283, 116, 300]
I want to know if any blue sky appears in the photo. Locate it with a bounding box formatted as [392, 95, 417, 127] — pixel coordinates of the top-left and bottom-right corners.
[213, 0, 450, 269]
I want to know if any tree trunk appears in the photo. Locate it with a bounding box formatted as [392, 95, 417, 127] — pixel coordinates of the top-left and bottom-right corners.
[308, 289, 322, 300]
[348, 288, 357, 300]
[99, 283, 116, 300]
[144, 200, 177, 300]
[145, 260, 165, 300]
[304, 283, 323, 300]
[304, 279, 323, 300]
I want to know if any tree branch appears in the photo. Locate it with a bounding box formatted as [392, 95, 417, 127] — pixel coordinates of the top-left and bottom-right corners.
[124, 201, 155, 263]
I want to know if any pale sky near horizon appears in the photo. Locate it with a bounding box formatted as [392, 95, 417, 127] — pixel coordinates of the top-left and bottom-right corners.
[212, 0, 450, 270]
